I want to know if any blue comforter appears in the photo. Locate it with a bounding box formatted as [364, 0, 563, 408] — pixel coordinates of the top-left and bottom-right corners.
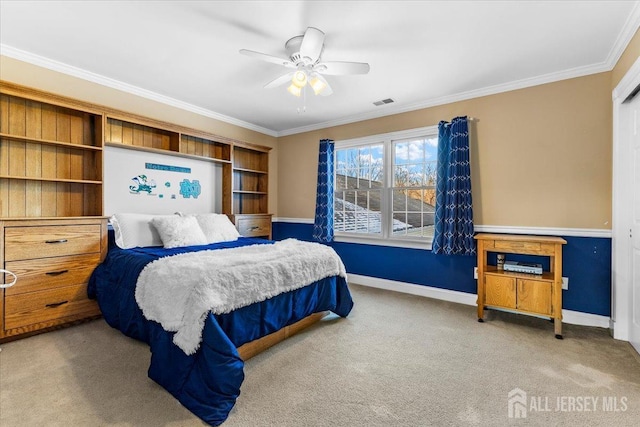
[88, 236, 353, 426]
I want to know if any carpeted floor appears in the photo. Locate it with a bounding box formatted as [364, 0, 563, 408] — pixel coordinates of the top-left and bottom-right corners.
[1, 284, 639, 426]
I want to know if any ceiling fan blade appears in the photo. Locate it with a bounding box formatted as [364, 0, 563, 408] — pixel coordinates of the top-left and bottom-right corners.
[239, 49, 295, 68]
[317, 61, 370, 75]
[264, 72, 295, 89]
[299, 27, 325, 63]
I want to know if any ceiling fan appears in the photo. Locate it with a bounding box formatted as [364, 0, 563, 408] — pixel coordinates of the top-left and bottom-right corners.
[239, 27, 370, 97]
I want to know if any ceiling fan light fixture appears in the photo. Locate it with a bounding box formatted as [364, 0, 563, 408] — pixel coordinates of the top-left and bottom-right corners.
[292, 70, 308, 88]
[309, 74, 328, 95]
[241, 27, 369, 99]
[287, 84, 302, 97]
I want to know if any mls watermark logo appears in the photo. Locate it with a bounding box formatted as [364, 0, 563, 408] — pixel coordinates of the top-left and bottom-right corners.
[508, 388, 628, 418]
[508, 388, 528, 418]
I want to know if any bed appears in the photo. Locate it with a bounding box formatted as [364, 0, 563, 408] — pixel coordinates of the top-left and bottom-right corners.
[87, 215, 353, 426]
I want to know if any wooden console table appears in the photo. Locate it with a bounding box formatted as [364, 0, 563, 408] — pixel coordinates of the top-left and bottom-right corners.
[475, 233, 567, 338]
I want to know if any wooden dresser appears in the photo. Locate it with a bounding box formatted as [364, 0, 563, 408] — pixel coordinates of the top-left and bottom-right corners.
[0, 217, 107, 340]
[232, 214, 273, 239]
[475, 233, 567, 338]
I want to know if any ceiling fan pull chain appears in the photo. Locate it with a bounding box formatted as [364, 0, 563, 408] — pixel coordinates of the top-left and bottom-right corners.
[297, 86, 307, 114]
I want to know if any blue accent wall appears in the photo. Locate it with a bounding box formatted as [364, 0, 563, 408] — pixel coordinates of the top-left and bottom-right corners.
[273, 222, 611, 317]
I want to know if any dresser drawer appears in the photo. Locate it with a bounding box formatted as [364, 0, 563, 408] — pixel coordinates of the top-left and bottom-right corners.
[4, 224, 101, 261]
[4, 253, 101, 296]
[494, 240, 541, 252]
[236, 216, 271, 237]
[4, 284, 99, 330]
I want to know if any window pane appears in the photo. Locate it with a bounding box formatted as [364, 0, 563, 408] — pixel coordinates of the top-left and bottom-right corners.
[424, 188, 436, 207]
[424, 211, 435, 227]
[333, 194, 345, 232]
[393, 189, 407, 212]
[425, 137, 438, 161]
[349, 174, 360, 190]
[391, 211, 410, 235]
[394, 141, 409, 165]
[334, 191, 355, 232]
[393, 166, 410, 187]
[425, 161, 437, 186]
[346, 148, 359, 168]
[404, 188, 424, 211]
[370, 144, 383, 182]
[334, 189, 381, 234]
[335, 172, 345, 190]
[407, 164, 422, 187]
[335, 150, 347, 174]
[359, 167, 372, 186]
[408, 139, 424, 163]
[358, 146, 370, 168]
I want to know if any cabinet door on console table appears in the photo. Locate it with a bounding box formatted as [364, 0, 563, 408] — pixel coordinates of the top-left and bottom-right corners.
[484, 275, 516, 308]
[484, 273, 553, 316]
[0, 218, 107, 340]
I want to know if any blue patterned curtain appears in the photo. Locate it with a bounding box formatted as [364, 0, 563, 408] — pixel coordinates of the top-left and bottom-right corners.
[432, 116, 475, 255]
[312, 139, 335, 242]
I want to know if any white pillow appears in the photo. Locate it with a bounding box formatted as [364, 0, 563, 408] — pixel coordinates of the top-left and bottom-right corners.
[192, 213, 240, 243]
[111, 213, 174, 249]
[150, 215, 208, 249]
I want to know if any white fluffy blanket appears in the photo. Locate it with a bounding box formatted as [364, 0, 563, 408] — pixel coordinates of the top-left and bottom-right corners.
[135, 239, 347, 355]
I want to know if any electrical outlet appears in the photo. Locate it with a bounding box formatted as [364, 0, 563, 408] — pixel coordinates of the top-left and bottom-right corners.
[562, 277, 569, 290]
[474, 267, 478, 279]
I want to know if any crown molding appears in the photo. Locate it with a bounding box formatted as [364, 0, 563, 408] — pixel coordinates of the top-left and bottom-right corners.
[276, 61, 611, 137]
[0, 44, 278, 138]
[605, 1, 640, 68]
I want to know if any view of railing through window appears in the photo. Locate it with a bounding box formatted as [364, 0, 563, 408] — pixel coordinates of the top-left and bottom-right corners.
[334, 143, 384, 234]
[334, 133, 438, 240]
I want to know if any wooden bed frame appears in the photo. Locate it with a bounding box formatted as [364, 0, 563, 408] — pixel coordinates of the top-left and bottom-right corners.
[237, 311, 328, 360]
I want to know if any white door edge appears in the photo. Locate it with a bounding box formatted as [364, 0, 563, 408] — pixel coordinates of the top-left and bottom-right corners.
[612, 56, 640, 342]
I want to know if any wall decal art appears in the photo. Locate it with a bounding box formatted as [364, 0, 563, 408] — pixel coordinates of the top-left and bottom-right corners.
[180, 179, 201, 199]
[129, 174, 157, 194]
[146, 163, 191, 174]
[105, 146, 219, 214]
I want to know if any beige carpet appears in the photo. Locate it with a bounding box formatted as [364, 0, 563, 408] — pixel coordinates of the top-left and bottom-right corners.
[1, 284, 639, 426]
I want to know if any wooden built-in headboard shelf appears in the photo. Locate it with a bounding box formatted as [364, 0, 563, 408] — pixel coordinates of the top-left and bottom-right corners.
[0, 80, 271, 219]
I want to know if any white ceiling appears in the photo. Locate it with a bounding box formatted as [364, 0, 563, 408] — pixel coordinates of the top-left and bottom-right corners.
[1, 1, 639, 137]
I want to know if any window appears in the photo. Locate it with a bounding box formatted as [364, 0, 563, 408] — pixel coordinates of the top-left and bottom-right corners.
[333, 126, 438, 247]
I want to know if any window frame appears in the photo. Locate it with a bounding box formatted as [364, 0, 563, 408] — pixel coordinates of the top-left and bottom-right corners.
[333, 125, 439, 249]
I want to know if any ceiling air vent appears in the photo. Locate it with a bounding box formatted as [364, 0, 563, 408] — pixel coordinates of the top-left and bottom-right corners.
[373, 98, 395, 106]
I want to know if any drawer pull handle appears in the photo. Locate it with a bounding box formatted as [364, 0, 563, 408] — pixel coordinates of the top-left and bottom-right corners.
[249, 226, 259, 231]
[45, 300, 69, 308]
[46, 270, 69, 276]
[45, 239, 68, 244]
[0, 269, 18, 289]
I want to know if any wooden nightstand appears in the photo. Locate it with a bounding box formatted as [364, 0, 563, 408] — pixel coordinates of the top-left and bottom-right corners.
[475, 233, 567, 338]
[0, 217, 107, 340]
[231, 214, 272, 239]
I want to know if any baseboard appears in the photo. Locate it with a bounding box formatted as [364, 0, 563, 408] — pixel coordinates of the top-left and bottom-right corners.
[348, 274, 477, 306]
[348, 273, 611, 329]
[562, 309, 611, 328]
